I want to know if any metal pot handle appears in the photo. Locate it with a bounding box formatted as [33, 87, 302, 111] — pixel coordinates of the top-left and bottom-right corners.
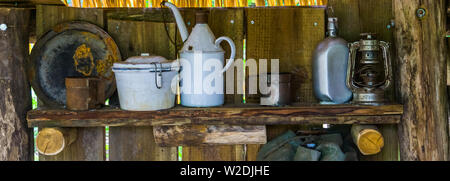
[215, 36, 236, 74]
[151, 63, 163, 89]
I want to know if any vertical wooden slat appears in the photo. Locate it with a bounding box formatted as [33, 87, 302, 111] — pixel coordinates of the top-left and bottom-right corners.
[36, 5, 104, 39]
[109, 127, 177, 161]
[328, 0, 399, 161]
[183, 145, 245, 161]
[245, 7, 325, 161]
[246, 7, 324, 104]
[181, 8, 247, 161]
[208, 8, 245, 105]
[106, 10, 178, 160]
[36, 5, 106, 161]
[106, 18, 177, 60]
[0, 8, 32, 161]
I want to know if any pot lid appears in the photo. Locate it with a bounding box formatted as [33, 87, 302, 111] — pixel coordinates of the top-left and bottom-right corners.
[113, 55, 179, 70]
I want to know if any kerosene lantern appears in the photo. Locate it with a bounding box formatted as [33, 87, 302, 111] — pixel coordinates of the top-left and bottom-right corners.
[346, 33, 392, 105]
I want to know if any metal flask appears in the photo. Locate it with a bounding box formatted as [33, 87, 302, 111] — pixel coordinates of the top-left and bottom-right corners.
[164, 2, 236, 107]
[312, 17, 352, 104]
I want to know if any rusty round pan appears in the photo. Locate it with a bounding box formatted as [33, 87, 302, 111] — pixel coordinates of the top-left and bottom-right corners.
[28, 21, 122, 107]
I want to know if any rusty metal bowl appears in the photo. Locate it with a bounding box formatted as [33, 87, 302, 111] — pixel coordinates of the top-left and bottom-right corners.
[28, 21, 121, 107]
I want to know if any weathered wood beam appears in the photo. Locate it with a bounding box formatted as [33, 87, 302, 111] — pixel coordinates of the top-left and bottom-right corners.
[0, 8, 32, 161]
[153, 125, 267, 147]
[394, 0, 449, 160]
[27, 104, 403, 127]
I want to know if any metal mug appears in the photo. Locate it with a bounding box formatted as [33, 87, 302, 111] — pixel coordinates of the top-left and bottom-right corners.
[260, 73, 292, 106]
[65, 77, 105, 111]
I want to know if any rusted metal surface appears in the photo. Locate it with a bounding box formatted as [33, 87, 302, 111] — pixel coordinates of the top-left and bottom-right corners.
[28, 21, 121, 107]
[65, 77, 105, 111]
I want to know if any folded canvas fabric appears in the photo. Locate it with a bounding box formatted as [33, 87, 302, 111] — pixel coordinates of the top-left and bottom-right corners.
[293, 146, 321, 161]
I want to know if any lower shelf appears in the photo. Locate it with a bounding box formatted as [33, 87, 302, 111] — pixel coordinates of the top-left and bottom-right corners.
[27, 103, 403, 127]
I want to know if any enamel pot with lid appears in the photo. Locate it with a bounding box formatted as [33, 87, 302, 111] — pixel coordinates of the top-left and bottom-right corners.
[112, 56, 179, 111]
[163, 2, 236, 107]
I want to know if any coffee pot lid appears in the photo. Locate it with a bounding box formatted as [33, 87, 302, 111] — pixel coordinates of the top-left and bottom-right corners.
[180, 12, 224, 53]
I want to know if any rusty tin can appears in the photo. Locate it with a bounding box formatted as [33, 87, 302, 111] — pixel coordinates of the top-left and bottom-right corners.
[260, 73, 292, 106]
[65, 77, 105, 111]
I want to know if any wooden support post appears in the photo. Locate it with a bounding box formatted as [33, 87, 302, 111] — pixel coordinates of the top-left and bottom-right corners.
[0, 8, 32, 161]
[394, 0, 449, 160]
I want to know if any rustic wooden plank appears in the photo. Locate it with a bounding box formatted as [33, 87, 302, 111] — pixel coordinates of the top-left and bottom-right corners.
[35, 5, 106, 161]
[208, 8, 245, 104]
[448, 38, 450, 86]
[246, 7, 324, 104]
[394, 0, 449, 161]
[0, 8, 33, 161]
[245, 144, 261, 161]
[27, 104, 403, 127]
[109, 126, 177, 161]
[28, 114, 402, 127]
[39, 127, 105, 161]
[36, 5, 104, 39]
[106, 10, 178, 161]
[154, 125, 266, 146]
[106, 17, 176, 60]
[182, 145, 245, 161]
[326, 0, 361, 41]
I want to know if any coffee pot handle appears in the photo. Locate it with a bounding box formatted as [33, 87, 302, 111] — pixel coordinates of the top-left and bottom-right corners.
[215, 36, 236, 74]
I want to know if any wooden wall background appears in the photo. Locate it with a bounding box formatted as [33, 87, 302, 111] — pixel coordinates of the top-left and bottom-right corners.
[34, 0, 399, 161]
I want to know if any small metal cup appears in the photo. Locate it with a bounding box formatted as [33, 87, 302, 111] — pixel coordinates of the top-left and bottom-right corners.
[65, 77, 105, 111]
[260, 73, 292, 106]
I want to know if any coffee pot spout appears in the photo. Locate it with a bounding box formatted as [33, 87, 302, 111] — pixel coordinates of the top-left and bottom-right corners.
[161, 1, 189, 42]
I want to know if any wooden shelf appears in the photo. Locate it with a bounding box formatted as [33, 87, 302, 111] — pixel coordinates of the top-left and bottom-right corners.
[27, 104, 403, 127]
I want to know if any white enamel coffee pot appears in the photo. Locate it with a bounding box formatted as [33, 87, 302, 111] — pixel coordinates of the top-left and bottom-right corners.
[163, 1, 236, 107]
